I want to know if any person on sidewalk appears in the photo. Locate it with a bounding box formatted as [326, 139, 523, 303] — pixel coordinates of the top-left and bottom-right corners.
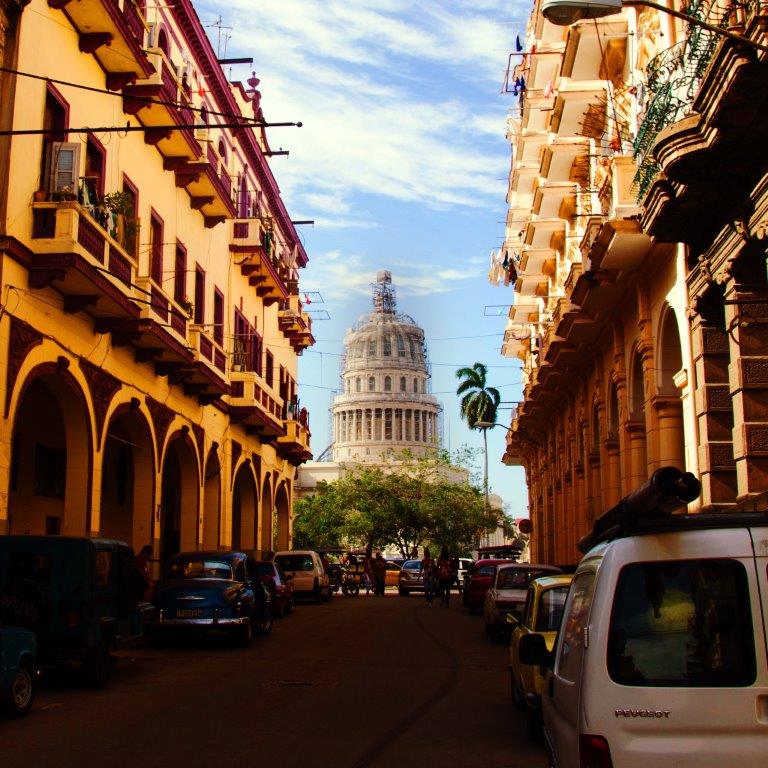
[436, 548, 454, 607]
[421, 548, 436, 606]
[372, 552, 387, 597]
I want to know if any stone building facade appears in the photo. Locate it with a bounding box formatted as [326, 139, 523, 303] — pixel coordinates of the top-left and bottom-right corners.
[0, 0, 313, 563]
[331, 272, 442, 462]
[498, 0, 768, 566]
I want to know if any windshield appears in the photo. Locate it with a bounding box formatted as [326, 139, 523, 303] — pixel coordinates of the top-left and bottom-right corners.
[275, 554, 314, 572]
[497, 568, 550, 590]
[402, 560, 422, 570]
[168, 559, 233, 580]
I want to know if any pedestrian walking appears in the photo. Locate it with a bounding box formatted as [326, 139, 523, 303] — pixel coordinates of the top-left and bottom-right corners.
[372, 552, 387, 597]
[421, 548, 436, 606]
[436, 548, 453, 607]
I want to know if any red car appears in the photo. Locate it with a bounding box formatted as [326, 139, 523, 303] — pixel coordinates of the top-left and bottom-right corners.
[464, 559, 514, 613]
[255, 561, 295, 618]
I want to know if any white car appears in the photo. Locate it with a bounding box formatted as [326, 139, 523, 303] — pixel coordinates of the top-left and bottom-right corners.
[519, 467, 768, 768]
[483, 563, 561, 639]
[273, 550, 332, 603]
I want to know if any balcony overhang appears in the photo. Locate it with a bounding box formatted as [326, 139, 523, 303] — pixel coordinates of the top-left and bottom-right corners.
[517, 130, 548, 165]
[520, 247, 557, 277]
[532, 180, 576, 218]
[508, 301, 541, 323]
[561, 17, 627, 82]
[515, 273, 549, 297]
[229, 372, 286, 439]
[524, 217, 565, 250]
[166, 158, 237, 219]
[510, 164, 539, 198]
[569, 269, 620, 314]
[275, 419, 313, 465]
[551, 82, 608, 138]
[557, 308, 599, 346]
[541, 137, 591, 183]
[48, 0, 154, 80]
[544, 337, 582, 367]
[588, 219, 652, 272]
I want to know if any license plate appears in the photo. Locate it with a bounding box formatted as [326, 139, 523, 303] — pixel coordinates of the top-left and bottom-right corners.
[176, 609, 203, 618]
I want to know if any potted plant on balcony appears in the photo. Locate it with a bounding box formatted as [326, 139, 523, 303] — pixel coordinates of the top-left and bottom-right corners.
[98, 191, 139, 253]
[180, 298, 194, 319]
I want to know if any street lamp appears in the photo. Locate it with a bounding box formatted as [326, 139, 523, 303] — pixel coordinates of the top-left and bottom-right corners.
[541, 0, 768, 54]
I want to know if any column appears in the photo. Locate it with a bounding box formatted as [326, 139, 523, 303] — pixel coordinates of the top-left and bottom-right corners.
[690, 295, 737, 506]
[724, 259, 768, 498]
[652, 397, 685, 469]
[625, 417, 648, 490]
[402, 409, 406, 442]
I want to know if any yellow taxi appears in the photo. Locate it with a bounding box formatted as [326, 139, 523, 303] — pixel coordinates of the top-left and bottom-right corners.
[385, 561, 402, 588]
[508, 574, 573, 740]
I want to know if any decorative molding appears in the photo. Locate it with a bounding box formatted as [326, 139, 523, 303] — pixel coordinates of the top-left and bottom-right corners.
[79, 359, 122, 444]
[146, 396, 176, 457]
[231, 440, 242, 482]
[191, 423, 205, 483]
[5, 316, 43, 417]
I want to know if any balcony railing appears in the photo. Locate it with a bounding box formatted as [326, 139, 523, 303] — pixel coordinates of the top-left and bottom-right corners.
[120, 0, 146, 43]
[632, 0, 735, 197]
[135, 276, 188, 342]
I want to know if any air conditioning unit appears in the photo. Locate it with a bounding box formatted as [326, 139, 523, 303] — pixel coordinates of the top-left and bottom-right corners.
[194, 127, 210, 142]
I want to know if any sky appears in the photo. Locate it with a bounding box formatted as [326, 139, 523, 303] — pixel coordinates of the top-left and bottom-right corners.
[199, 0, 531, 517]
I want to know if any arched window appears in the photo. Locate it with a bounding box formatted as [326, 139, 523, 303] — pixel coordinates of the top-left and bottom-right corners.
[368, 376, 375, 391]
[384, 376, 392, 392]
[217, 139, 227, 164]
[400, 376, 406, 392]
[355, 378, 361, 392]
[608, 384, 620, 439]
[592, 404, 601, 453]
[368, 340, 376, 356]
[629, 349, 645, 417]
[397, 335, 405, 357]
[383, 336, 391, 356]
[413, 377, 418, 392]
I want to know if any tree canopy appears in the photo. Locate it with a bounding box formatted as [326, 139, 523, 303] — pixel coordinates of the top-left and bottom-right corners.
[292, 452, 500, 557]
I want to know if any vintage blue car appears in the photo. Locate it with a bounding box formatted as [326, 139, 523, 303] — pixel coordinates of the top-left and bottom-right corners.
[149, 551, 272, 646]
[0, 624, 37, 717]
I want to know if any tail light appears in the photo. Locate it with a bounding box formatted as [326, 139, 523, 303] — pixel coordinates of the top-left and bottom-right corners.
[579, 734, 613, 768]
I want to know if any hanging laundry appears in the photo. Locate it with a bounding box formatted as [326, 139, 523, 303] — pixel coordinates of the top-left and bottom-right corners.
[519, 76, 527, 92]
[488, 249, 505, 287]
[502, 250, 510, 269]
[304, 293, 312, 305]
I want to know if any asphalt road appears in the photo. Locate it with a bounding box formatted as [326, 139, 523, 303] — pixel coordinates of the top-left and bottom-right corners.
[2, 591, 547, 768]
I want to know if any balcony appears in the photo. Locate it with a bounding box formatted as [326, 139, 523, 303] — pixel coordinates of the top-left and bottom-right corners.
[540, 137, 591, 183]
[523, 217, 565, 250]
[230, 221, 290, 307]
[561, 17, 627, 82]
[185, 326, 229, 401]
[532, 180, 576, 218]
[123, 48, 201, 162]
[550, 81, 608, 137]
[47, 0, 153, 84]
[229, 371, 286, 438]
[520, 247, 557, 278]
[278, 297, 315, 353]
[275, 418, 313, 464]
[29, 201, 139, 321]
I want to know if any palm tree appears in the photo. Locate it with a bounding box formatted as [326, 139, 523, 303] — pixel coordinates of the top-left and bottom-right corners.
[455, 363, 501, 513]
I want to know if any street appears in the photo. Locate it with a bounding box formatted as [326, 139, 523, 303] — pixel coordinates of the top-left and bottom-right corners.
[1, 593, 546, 768]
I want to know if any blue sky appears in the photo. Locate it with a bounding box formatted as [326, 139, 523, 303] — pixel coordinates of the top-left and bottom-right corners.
[201, 0, 531, 517]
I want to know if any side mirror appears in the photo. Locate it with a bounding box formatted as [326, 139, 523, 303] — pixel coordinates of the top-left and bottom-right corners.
[519, 633, 553, 667]
[506, 612, 520, 626]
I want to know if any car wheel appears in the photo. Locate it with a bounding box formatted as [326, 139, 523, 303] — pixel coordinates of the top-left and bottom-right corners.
[83, 642, 111, 689]
[236, 617, 254, 646]
[2, 661, 35, 717]
[398, 588, 409, 596]
[285, 596, 295, 615]
[256, 606, 273, 636]
[511, 673, 525, 711]
[322, 586, 332, 602]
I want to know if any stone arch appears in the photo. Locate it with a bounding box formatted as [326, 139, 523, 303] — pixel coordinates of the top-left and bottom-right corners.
[202, 446, 221, 550]
[260, 474, 273, 553]
[275, 481, 290, 551]
[657, 306, 684, 395]
[232, 461, 257, 551]
[159, 430, 200, 561]
[8, 362, 93, 537]
[100, 403, 155, 550]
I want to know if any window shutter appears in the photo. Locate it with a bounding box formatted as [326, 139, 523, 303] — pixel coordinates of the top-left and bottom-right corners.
[48, 142, 81, 193]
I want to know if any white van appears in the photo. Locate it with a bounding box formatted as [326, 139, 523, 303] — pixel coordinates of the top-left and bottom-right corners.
[273, 550, 332, 603]
[519, 467, 768, 768]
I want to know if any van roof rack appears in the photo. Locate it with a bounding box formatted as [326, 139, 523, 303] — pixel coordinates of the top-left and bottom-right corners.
[577, 467, 768, 553]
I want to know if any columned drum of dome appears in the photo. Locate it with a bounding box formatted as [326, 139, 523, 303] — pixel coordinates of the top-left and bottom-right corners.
[331, 272, 442, 462]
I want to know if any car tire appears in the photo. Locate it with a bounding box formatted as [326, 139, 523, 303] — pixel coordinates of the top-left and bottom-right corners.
[511, 673, 525, 711]
[256, 606, 273, 636]
[236, 617, 254, 647]
[1, 661, 35, 717]
[83, 641, 111, 689]
[285, 596, 295, 615]
[322, 586, 332, 602]
[272, 598, 284, 619]
[398, 588, 409, 597]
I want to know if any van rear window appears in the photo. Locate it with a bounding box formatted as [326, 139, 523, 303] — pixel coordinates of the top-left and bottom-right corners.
[608, 560, 756, 687]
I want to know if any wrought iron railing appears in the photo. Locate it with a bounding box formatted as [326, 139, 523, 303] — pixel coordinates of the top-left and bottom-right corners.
[632, 0, 735, 198]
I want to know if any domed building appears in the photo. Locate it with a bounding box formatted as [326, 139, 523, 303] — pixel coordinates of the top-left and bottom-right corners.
[331, 271, 442, 461]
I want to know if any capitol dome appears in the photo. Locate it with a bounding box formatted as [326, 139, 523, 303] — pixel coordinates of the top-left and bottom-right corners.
[331, 271, 442, 461]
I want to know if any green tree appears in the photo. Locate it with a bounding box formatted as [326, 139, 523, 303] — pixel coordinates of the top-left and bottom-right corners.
[455, 362, 501, 511]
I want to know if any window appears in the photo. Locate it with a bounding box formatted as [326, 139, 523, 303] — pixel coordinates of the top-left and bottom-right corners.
[522, 587, 536, 628]
[535, 586, 569, 632]
[84, 134, 105, 198]
[368, 377, 375, 392]
[174, 243, 186, 305]
[383, 336, 391, 356]
[555, 571, 595, 683]
[47, 142, 80, 194]
[194, 266, 205, 325]
[384, 376, 392, 392]
[400, 377, 406, 392]
[368, 340, 376, 356]
[40, 86, 68, 193]
[33, 444, 66, 498]
[497, 567, 553, 589]
[213, 289, 224, 345]
[356, 378, 361, 393]
[150, 214, 163, 284]
[252, 330, 263, 375]
[607, 560, 756, 687]
[121, 177, 139, 257]
[397, 334, 405, 356]
[265, 350, 274, 387]
[414, 378, 418, 393]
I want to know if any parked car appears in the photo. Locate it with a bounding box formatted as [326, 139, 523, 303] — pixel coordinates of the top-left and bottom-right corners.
[508, 574, 573, 740]
[398, 559, 425, 595]
[254, 561, 294, 618]
[464, 559, 514, 613]
[385, 561, 402, 588]
[484, 564, 562, 640]
[149, 551, 272, 646]
[0, 624, 37, 717]
[453, 558, 473, 594]
[0, 536, 152, 688]
[273, 550, 332, 603]
[519, 467, 768, 768]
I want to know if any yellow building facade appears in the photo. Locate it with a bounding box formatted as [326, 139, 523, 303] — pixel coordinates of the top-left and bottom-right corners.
[0, 0, 314, 565]
[500, 1, 768, 566]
